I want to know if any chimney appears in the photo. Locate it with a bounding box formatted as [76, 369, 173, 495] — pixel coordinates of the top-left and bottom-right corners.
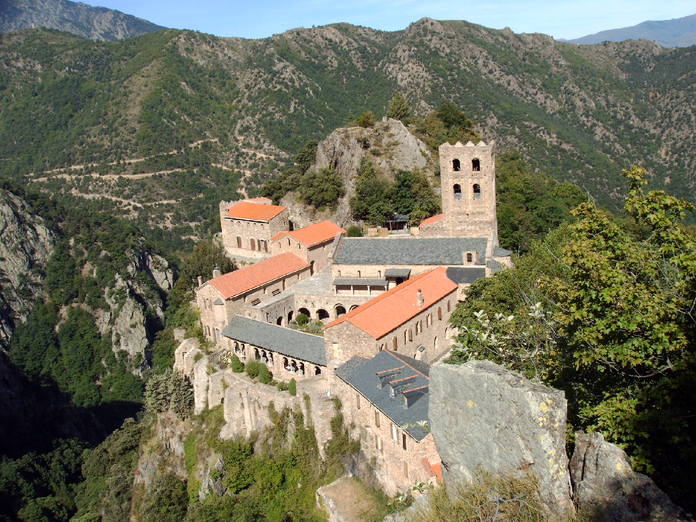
[417, 289, 424, 308]
[197, 275, 203, 287]
[213, 266, 221, 279]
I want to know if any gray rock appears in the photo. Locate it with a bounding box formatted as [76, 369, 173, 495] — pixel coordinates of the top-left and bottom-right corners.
[282, 118, 432, 228]
[429, 360, 574, 519]
[0, 189, 54, 348]
[570, 432, 692, 521]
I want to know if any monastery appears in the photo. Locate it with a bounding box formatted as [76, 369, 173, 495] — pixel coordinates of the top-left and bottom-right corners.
[193, 140, 512, 494]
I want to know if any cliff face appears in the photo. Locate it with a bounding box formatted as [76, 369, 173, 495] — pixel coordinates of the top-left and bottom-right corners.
[0, 189, 54, 348]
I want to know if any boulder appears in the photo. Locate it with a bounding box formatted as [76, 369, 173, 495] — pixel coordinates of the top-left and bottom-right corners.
[570, 432, 692, 521]
[429, 360, 574, 519]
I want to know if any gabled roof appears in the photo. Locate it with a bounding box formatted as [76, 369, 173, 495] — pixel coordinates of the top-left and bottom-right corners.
[419, 213, 444, 227]
[222, 315, 326, 365]
[325, 267, 457, 339]
[334, 237, 487, 266]
[208, 253, 309, 299]
[225, 200, 287, 221]
[336, 351, 431, 441]
[272, 221, 345, 247]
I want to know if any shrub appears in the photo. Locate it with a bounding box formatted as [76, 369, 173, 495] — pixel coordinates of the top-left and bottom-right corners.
[355, 110, 376, 128]
[277, 381, 289, 392]
[295, 313, 309, 326]
[245, 360, 261, 379]
[288, 378, 297, 396]
[347, 225, 363, 237]
[258, 364, 272, 384]
[228, 353, 244, 373]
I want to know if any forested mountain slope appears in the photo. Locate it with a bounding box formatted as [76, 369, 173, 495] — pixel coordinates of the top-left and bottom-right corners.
[0, 0, 164, 41]
[0, 19, 694, 239]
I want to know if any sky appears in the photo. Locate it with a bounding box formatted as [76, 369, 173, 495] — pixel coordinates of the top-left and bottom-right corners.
[81, 0, 695, 40]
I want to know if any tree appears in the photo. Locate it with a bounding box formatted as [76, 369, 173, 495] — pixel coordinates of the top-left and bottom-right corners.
[355, 111, 376, 128]
[386, 92, 411, 121]
[299, 167, 344, 209]
[350, 159, 393, 225]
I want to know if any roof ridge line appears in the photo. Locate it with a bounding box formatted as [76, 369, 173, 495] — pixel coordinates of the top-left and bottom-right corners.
[388, 351, 430, 380]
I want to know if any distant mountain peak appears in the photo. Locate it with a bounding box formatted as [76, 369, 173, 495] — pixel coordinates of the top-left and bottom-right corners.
[569, 13, 696, 47]
[0, 0, 165, 41]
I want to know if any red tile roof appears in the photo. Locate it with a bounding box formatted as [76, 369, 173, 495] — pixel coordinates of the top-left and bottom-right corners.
[226, 201, 287, 221]
[209, 253, 309, 299]
[272, 221, 345, 247]
[419, 213, 444, 227]
[325, 267, 457, 339]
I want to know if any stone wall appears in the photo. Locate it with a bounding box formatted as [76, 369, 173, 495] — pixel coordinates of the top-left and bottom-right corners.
[335, 377, 441, 496]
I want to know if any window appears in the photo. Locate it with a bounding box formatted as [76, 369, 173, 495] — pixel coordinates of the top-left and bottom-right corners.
[392, 337, 398, 351]
[452, 158, 461, 171]
[473, 184, 481, 199]
[467, 252, 473, 263]
[391, 423, 398, 441]
[402, 433, 407, 450]
[438, 307, 443, 320]
[472, 158, 481, 171]
[250, 238, 256, 250]
[447, 300, 451, 312]
[356, 393, 361, 410]
[453, 184, 462, 200]
[251, 298, 261, 306]
[375, 410, 380, 427]
[236, 236, 242, 248]
[272, 289, 281, 296]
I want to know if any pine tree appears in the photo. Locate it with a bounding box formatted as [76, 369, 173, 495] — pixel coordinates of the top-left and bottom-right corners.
[386, 92, 411, 121]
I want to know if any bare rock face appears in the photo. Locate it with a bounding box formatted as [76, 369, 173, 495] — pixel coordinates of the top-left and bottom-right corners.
[283, 118, 432, 227]
[0, 189, 54, 348]
[429, 360, 574, 520]
[570, 432, 692, 521]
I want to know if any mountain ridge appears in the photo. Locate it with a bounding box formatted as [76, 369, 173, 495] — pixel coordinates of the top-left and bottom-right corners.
[0, 0, 164, 41]
[0, 21, 693, 242]
[569, 13, 696, 47]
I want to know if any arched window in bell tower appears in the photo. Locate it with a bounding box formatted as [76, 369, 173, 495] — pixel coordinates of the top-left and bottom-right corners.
[472, 158, 481, 171]
[452, 159, 461, 171]
[453, 184, 462, 200]
[473, 184, 481, 199]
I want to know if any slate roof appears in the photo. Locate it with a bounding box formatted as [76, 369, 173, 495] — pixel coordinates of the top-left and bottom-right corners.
[225, 201, 286, 221]
[209, 253, 309, 299]
[222, 315, 326, 365]
[487, 259, 503, 273]
[385, 268, 411, 278]
[336, 351, 431, 441]
[334, 237, 487, 266]
[493, 246, 512, 257]
[325, 267, 457, 339]
[334, 278, 387, 287]
[445, 267, 486, 284]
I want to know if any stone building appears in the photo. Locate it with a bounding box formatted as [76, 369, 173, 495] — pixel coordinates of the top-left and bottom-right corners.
[221, 315, 326, 381]
[196, 252, 311, 343]
[190, 139, 514, 497]
[219, 198, 290, 261]
[270, 220, 345, 272]
[420, 141, 500, 256]
[335, 350, 441, 495]
[325, 267, 458, 366]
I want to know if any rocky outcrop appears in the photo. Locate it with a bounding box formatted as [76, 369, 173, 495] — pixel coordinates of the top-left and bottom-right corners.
[174, 339, 335, 453]
[282, 118, 432, 227]
[92, 251, 173, 372]
[0, 189, 54, 348]
[429, 360, 574, 520]
[570, 432, 692, 521]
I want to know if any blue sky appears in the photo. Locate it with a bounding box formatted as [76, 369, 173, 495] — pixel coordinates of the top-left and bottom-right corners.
[82, 0, 695, 40]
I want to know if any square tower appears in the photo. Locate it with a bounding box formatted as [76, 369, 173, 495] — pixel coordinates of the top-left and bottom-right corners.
[438, 141, 499, 249]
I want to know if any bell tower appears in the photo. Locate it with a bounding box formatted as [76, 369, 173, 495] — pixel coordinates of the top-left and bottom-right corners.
[438, 141, 499, 249]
